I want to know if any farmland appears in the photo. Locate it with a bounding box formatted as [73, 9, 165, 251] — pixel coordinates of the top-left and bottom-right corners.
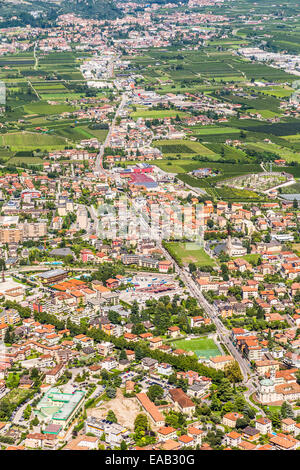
[152, 139, 217, 158]
[0, 132, 67, 151]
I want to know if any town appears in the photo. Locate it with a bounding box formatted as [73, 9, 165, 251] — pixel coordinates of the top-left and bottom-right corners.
[0, 0, 298, 453]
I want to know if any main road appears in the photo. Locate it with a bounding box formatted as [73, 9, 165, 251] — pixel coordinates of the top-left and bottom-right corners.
[94, 92, 128, 175]
[157, 240, 264, 413]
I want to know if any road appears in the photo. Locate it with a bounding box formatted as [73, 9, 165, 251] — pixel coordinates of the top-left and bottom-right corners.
[94, 92, 128, 174]
[157, 240, 264, 413]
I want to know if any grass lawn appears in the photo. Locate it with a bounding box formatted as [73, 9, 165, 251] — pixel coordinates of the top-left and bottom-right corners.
[164, 242, 215, 267]
[171, 337, 220, 359]
[241, 254, 261, 264]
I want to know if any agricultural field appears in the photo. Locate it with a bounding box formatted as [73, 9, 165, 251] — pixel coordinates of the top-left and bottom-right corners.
[23, 101, 77, 116]
[210, 186, 264, 202]
[279, 181, 300, 194]
[152, 139, 217, 158]
[0, 132, 67, 151]
[245, 142, 300, 163]
[191, 127, 241, 136]
[170, 337, 221, 359]
[130, 109, 187, 119]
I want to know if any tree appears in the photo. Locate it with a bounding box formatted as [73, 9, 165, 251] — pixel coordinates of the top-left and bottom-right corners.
[147, 384, 164, 403]
[224, 361, 243, 386]
[236, 417, 249, 429]
[107, 410, 117, 423]
[120, 440, 127, 450]
[106, 387, 116, 399]
[134, 413, 149, 432]
[23, 404, 32, 421]
[216, 378, 234, 401]
[31, 416, 39, 426]
[119, 349, 127, 361]
[188, 262, 197, 273]
[267, 329, 274, 350]
[281, 401, 294, 419]
[269, 411, 281, 429]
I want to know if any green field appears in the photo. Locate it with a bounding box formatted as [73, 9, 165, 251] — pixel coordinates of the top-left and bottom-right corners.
[153, 139, 217, 158]
[23, 101, 77, 115]
[171, 337, 221, 359]
[246, 142, 300, 163]
[164, 242, 215, 267]
[0, 132, 67, 151]
[191, 127, 241, 135]
[131, 110, 188, 119]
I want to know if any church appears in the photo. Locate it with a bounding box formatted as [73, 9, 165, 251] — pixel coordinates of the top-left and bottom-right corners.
[257, 368, 300, 404]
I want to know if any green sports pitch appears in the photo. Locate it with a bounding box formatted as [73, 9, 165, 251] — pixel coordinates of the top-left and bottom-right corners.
[171, 337, 220, 359]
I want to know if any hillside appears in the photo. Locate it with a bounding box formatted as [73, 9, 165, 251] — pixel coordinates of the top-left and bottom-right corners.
[0, 0, 123, 26]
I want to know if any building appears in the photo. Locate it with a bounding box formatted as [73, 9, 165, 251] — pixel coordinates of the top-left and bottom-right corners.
[222, 412, 243, 428]
[63, 435, 99, 450]
[38, 269, 69, 285]
[35, 387, 85, 427]
[45, 363, 65, 385]
[255, 417, 272, 435]
[168, 388, 195, 418]
[0, 227, 22, 244]
[85, 416, 129, 447]
[136, 392, 164, 427]
[209, 355, 234, 371]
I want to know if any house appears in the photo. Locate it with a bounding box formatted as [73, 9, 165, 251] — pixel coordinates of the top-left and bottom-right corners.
[187, 426, 203, 446]
[63, 435, 99, 450]
[222, 412, 243, 428]
[225, 431, 242, 447]
[242, 426, 260, 441]
[157, 426, 177, 442]
[255, 417, 272, 435]
[156, 363, 173, 376]
[100, 357, 117, 371]
[281, 418, 296, 434]
[178, 434, 194, 447]
[209, 355, 234, 371]
[149, 337, 163, 350]
[97, 342, 114, 357]
[269, 433, 300, 450]
[45, 363, 65, 385]
[167, 326, 180, 338]
[159, 439, 181, 451]
[158, 260, 173, 273]
[168, 388, 196, 418]
[141, 357, 158, 371]
[255, 359, 280, 376]
[238, 440, 257, 451]
[24, 433, 59, 450]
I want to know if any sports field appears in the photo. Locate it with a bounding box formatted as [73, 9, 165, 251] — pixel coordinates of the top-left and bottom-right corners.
[164, 242, 215, 267]
[171, 337, 221, 359]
